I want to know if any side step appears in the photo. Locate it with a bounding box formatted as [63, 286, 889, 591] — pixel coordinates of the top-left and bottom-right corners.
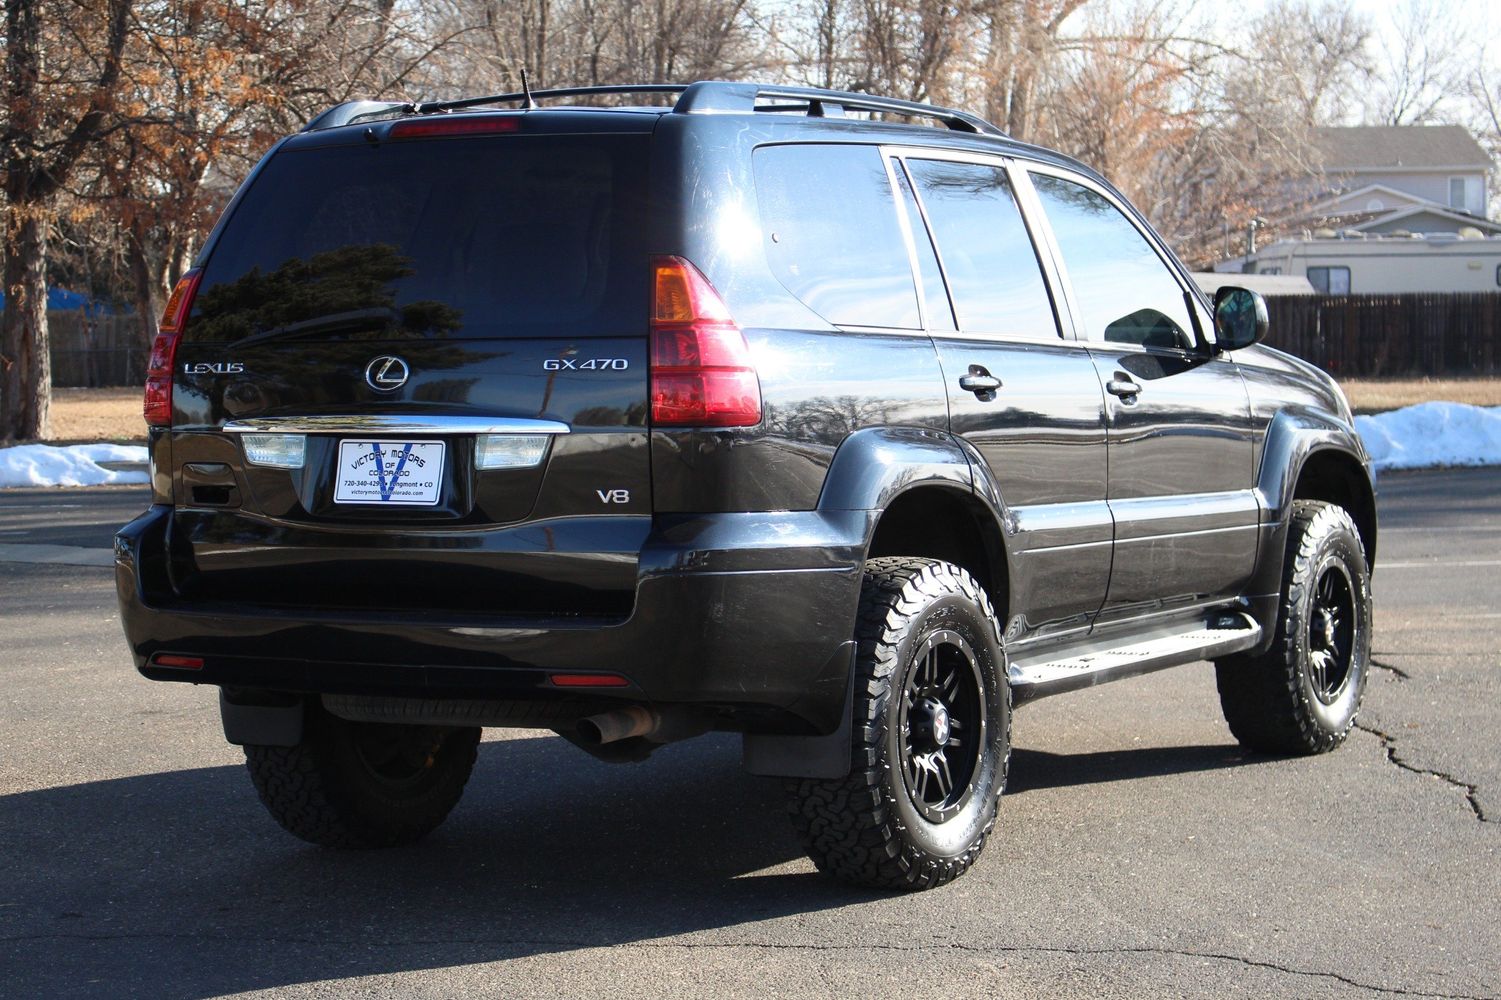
[1009, 611, 1262, 704]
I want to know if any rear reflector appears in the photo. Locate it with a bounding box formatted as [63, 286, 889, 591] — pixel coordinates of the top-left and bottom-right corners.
[549, 673, 631, 688]
[241, 433, 306, 469]
[476, 434, 550, 470]
[390, 116, 522, 140]
[151, 654, 204, 670]
[144, 269, 203, 428]
[649, 256, 761, 428]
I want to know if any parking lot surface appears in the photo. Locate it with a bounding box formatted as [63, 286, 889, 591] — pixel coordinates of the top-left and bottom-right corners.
[1, 470, 1496, 999]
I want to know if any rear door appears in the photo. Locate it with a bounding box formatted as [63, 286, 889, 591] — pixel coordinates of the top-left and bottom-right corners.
[893, 152, 1111, 643]
[168, 122, 656, 614]
[1021, 168, 1258, 622]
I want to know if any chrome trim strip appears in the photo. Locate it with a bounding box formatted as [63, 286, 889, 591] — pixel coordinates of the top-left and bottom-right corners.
[221, 415, 571, 435]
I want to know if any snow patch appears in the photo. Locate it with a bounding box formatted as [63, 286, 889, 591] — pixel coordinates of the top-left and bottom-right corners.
[1356, 402, 1501, 472]
[0, 443, 149, 488]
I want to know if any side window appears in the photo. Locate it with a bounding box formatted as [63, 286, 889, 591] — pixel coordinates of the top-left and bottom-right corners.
[753, 144, 919, 329]
[1031, 173, 1194, 349]
[904, 158, 1059, 340]
[1307, 266, 1351, 294]
[890, 160, 956, 331]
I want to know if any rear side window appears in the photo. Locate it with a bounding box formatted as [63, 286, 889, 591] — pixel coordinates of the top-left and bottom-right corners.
[188, 134, 649, 341]
[904, 158, 1059, 340]
[1031, 173, 1194, 349]
[753, 144, 920, 329]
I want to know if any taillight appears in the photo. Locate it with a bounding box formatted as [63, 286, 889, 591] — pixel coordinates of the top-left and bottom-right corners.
[649, 256, 761, 427]
[144, 268, 202, 428]
[389, 115, 521, 140]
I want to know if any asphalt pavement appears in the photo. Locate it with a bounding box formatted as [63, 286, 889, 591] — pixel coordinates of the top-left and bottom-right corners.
[0, 471, 1496, 999]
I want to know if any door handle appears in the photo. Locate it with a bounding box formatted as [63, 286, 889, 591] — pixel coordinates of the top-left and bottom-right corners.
[1106, 374, 1142, 400]
[958, 366, 1002, 401]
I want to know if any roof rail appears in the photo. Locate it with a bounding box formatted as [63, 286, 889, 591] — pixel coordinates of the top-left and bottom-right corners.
[411, 84, 690, 116]
[301, 81, 1007, 137]
[675, 81, 1006, 137]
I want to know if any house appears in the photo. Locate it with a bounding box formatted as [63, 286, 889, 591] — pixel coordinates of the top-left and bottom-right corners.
[1216, 125, 1501, 293]
[1308, 125, 1497, 235]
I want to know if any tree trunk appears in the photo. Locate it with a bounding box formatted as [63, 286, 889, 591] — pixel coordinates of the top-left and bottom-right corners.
[1, 208, 51, 441]
[126, 219, 164, 346]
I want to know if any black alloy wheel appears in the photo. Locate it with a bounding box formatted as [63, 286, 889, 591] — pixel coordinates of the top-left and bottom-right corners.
[900, 628, 985, 824]
[1308, 562, 1357, 705]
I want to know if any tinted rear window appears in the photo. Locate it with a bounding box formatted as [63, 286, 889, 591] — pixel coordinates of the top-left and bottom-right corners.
[187, 134, 649, 342]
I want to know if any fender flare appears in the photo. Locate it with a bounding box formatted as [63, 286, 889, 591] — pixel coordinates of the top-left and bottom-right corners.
[1247, 407, 1377, 601]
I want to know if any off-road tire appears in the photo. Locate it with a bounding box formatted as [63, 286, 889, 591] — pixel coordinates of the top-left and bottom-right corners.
[244, 705, 480, 848]
[786, 557, 1009, 891]
[1216, 500, 1372, 754]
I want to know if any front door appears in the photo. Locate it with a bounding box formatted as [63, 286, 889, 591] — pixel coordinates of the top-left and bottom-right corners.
[1025, 170, 1258, 622]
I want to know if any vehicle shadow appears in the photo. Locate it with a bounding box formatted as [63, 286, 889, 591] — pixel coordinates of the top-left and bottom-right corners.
[1, 732, 1266, 998]
[1007, 743, 1260, 794]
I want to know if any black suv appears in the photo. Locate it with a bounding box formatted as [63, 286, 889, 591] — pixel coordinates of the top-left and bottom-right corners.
[117, 81, 1375, 891]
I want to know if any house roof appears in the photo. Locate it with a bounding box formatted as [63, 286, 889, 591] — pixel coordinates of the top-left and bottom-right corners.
[1349, 204, 1501, 234]
[1316, 125, 1492, 170]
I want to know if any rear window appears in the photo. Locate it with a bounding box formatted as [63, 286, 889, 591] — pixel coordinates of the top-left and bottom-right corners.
[187, 134, 649, 342]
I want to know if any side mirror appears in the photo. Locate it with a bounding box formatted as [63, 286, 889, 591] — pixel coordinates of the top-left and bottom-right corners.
[1213, 286, 1268, 352]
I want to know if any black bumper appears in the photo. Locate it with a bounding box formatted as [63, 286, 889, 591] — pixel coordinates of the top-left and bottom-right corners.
[115, 506, 871, 733]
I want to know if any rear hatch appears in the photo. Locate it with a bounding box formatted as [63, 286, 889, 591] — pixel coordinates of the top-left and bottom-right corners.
[166, 116, 656, 617]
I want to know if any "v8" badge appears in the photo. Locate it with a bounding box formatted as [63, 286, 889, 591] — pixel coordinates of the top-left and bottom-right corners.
[595, 489, 631, 504]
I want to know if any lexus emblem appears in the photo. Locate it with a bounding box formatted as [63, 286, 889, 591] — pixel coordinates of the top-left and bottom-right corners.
[365, 355, 410, 391]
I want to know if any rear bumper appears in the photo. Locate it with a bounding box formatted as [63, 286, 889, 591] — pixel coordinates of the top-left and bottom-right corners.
[115, 506, 871, 733]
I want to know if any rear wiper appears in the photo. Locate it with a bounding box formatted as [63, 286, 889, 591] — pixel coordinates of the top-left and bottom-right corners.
[229, 307, 401, 349]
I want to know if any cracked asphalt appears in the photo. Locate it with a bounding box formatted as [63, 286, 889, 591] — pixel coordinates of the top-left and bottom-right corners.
[0, 470, 1496, 999]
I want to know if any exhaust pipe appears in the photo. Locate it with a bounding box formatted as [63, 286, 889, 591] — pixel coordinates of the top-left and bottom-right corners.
[578, 706, 660, 746]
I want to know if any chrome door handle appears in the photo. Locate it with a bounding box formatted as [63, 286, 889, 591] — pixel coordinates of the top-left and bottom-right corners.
[958, 367, 1002, 400]
[1106, 374, 1142, 399]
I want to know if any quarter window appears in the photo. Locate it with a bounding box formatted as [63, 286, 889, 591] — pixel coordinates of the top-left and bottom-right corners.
[1307, 266, 1351, 295]
[753, 144, 920, 329]
[904, 158, 1059, 340]
[1031, 173, 1194, 349]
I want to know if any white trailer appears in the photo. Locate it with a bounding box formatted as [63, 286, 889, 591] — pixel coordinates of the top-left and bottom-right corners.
[1219, 233, 1501, 294]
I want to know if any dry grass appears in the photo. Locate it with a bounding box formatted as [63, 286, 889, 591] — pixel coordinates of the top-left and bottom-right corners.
[49, 387, 146, 442]
[1339, 378, 1501, 414]
[37, 377, 1501, 444]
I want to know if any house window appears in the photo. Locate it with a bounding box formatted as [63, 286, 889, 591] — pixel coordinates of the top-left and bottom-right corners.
[1450, 177, 1468, 210]
[1261, 266, 1282, 275]
[1307, 266, 1351, 294]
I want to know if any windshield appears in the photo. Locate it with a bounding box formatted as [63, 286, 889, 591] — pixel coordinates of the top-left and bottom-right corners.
[187, 133, 650, 342]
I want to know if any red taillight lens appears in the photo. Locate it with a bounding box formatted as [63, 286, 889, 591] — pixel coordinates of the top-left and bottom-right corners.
[150, 654, 203, 670]
[549, 673, 631, 688]
[389, 115, 521, 139]
[649, 256, 761, 428]
[144, 269, 202, 427]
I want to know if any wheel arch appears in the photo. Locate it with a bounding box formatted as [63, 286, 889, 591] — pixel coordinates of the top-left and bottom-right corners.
[816, 425, 1013, 616]
[1248, 409, 1378, 607]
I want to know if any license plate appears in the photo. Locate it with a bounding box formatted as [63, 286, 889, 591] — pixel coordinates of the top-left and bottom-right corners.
[334, 440, 445, 505]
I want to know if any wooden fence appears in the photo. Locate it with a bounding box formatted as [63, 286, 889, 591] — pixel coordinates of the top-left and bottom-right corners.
[1263, 293, 1501, 378]
[48, 311, 147, 388]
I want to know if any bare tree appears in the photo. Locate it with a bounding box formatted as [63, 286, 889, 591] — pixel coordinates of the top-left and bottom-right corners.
[1, 0, 132, 441]
[1364, 0, 1461, 126]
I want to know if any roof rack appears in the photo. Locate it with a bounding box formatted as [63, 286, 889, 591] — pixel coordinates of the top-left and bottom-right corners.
[303, 81, 1007, 137]
[676, 82, 1006, 137]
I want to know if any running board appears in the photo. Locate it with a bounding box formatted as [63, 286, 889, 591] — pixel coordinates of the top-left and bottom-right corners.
[1009, 611, 1262, 704]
